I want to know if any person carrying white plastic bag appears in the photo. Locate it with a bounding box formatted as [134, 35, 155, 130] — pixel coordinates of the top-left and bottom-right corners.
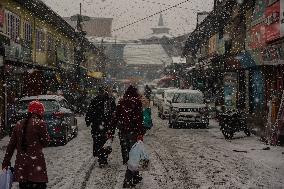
[128, 140, 150, 172]
[0, 167, 13, 189]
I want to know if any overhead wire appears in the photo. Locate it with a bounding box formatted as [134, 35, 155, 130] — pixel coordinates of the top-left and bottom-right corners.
[111, 0, 191, 32]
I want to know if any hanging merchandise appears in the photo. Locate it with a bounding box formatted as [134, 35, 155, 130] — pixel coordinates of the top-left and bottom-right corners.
[272, 90, 284, 145]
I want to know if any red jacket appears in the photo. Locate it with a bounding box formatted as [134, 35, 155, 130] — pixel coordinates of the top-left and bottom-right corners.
[114, 96, 145, 136]
[2, 118, 50, 183]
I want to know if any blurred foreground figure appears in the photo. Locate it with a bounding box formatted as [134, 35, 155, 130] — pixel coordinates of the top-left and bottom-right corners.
[2, 101, 50, 189]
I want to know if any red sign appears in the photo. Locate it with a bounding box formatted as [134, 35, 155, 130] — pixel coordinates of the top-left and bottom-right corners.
[265, 1, 280, 42]
[248, 24, 266, 49]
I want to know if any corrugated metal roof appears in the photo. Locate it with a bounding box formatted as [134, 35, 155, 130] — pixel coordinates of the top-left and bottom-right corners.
[123, 44, 172, 66]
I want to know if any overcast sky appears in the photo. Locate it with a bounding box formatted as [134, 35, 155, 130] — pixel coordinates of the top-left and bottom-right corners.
[42, 0, 214, 40]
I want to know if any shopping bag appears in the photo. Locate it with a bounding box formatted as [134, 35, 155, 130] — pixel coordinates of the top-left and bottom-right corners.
[0, 168, 13, 189]
[128, 140, 150, 172]
[143, 108, 153, 129]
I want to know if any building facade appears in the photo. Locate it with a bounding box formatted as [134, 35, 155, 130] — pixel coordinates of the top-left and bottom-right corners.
[0, 0, 78, 136]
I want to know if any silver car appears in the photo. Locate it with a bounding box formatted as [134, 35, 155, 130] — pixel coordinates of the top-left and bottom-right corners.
[168, 90, 209, 129]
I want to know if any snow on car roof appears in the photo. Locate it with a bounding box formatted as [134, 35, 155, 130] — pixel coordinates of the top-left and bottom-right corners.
[19, 95, 65, 101]
[175, 89, 203, 94]
[164, 88, 179, 93]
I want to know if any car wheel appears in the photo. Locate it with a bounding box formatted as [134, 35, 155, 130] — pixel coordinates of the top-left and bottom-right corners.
[61, 127, 69, 146]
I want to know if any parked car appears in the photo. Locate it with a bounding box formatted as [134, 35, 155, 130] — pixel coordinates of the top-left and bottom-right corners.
[153, 88, 167, 106]
[14, 95, 78, 145]
[168, 90, 209, 129]
[158, 89, 178, 119]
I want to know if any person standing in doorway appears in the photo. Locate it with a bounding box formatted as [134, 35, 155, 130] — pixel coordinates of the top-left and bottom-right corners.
[113, 85, 145, 188]
[2, 101, 50, 189]
[85, 85, 116, 167]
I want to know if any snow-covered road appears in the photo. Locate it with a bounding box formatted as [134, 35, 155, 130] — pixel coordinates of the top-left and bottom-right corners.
[1, 107, 284, 189]
[85, 107, 284, 189]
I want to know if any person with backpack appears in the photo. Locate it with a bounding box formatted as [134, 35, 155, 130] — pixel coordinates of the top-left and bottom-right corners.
[2, 101, 50, 189]
[112, 85, 146, 188]
[85, 85, 116, 167]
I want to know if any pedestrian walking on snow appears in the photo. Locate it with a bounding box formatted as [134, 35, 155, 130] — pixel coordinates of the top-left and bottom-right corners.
[112, 85, 146, 188]
[2, 101, 50, 189]
[85, 86, 116, 167]
[144, 85, 152, 101]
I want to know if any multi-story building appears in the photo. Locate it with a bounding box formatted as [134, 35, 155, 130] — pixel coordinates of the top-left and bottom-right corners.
[64, 17, 113, 37]
[0, 0, 79, 136]
[183, 0, 284, 144]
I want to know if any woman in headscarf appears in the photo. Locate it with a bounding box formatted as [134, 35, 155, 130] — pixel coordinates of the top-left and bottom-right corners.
[2, 101, 50, 189]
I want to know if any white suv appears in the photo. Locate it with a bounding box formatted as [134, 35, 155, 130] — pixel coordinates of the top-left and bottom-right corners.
[168, 90, 209, 128]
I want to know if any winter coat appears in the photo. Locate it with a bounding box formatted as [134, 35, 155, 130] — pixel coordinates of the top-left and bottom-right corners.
[114, 95, 145, 136]
[144, 86, 152, 100]
[85, 94, 116, 134]
[2, 118, 50, 183]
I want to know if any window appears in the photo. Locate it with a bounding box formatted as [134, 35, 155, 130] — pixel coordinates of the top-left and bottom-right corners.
[36, 28, 45, 51]
[47, 34, 54, 52]
[24, 21, 32, 43]
[5, 10, 20, 42]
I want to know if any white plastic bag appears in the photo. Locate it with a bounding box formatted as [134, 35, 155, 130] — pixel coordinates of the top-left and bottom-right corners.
[103, 139, 113, 149]
[127, 140, 150, 172]
[0, 168, 13, 189]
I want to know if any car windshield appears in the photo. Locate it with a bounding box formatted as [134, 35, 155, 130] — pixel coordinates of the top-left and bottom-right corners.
[16, 100, 59, 113]
[174, 93, 204, 103]
[165, 92, 176, 99]
[156, 89, 165, 95]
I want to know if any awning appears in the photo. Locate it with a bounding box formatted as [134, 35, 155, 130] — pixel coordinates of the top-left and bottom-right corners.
[235, 51, 256, 68]
[87, 71, 104, 79]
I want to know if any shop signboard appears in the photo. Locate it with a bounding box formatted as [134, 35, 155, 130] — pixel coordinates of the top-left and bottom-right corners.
[265, 1, 280, 42]
[252, 0, 267, 25]
[281, 0, 284, 37]
[262, 43, 284, 64]
[248, 0, 266, 50]
[248, 24, 266, 49]
[224, 72, 238, 110]
[208, 34, 218, 56]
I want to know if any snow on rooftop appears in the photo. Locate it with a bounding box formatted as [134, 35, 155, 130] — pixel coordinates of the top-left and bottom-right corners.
[123, 44, 172, 66]
[172, 56, 186, 64]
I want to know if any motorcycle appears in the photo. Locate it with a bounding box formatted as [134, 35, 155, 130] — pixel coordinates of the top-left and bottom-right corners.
[219, 110, 251, 139]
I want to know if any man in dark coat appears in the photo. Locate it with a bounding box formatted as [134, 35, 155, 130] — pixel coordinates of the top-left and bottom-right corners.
[112, 85, 145, 188]
[85, 86, 116, 167]
[144, 85, 152, 100]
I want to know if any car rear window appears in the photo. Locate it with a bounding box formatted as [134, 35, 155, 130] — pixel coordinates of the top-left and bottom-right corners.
[17, 100, 59, 113]
[173, 93, 204, 104]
